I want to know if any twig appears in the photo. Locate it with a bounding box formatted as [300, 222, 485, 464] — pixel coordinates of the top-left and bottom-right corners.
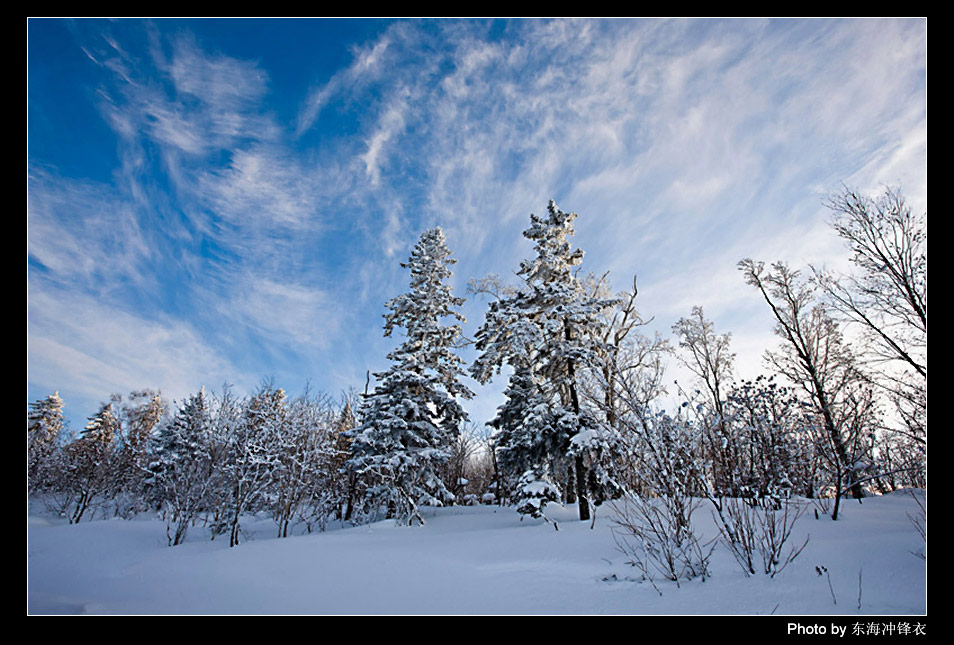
[857, 565, 863, 610]
[816, 565, 837, 605]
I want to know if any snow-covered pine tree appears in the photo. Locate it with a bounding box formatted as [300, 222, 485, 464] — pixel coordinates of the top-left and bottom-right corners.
[152, 388, 220, 545]
[471, 201, 617, 521]
[489, 365, 562, 519]
[119, 390, 164, 464]
[63, 401, 121, 523]
[28, 392, 65, 491]
[347, 227, 473, 526]
[115, 390, 165, 509]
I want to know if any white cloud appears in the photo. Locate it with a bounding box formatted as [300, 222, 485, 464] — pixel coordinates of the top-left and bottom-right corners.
[199, 146, 323, 232]
[27, 170, 155, 293]
[86, 26, 275, 160]
[167, 37, 268, 106]
[296, 30, 395, 136]
[29, 18, 926, 426]
[231, 275, 342, 351]
[360, 92, 409, 186]
[27, 288, 242, 411]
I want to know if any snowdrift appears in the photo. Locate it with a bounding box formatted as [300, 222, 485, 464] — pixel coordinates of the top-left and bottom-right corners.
[27, 490, 926, 616]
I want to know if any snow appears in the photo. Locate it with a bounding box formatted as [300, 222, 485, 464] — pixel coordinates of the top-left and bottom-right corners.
[27, 490, 926, 616]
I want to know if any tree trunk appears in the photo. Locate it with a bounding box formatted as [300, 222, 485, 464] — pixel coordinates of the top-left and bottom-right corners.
[575, 455, 590, 521]
[229, 510, 241, 547]
[564, 318, 590, 522]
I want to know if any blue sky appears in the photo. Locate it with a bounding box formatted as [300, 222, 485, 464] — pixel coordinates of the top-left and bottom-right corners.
[27, 18, 926, 433]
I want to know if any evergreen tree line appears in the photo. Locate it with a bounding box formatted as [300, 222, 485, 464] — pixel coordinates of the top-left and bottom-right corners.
[28, 187, 926, 551]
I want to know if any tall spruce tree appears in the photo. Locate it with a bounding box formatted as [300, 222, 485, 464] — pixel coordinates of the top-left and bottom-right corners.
[348, 227, 473, 525]
[471, 201, 617, 521]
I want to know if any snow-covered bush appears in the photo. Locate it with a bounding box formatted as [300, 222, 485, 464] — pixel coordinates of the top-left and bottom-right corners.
[610, 492, 714, 590]
[609, 405, 714, 588]
[710, 495, 809, 577]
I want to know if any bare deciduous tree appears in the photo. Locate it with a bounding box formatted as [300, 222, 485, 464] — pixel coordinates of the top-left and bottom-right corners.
[583, 273, 671, 430]
[672, 306, 736, 496]
[739, 259, 874, 520]
[814, 186, 926, 488]
[819, 186, 926, 377]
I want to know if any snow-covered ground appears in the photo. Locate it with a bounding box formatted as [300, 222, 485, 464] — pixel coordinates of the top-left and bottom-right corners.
[27, 490, 926, 616]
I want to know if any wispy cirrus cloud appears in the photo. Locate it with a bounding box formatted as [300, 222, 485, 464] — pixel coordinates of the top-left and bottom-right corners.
[27, 287, 245, 412]
[360, 89, 411, 187]
[27, 169, 156, 295]
[29, 21, 349, 417]
[284, 17, 924, 310]
[232, 276, 342, 350]
[29, 18, 925, 428]
[327, 18, 924, 404]
[83, 27, 273, 155]
[199, 147, 322, 232]
[296, 29, 395, 137]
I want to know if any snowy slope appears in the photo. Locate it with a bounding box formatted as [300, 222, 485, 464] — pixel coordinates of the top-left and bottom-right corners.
[27, 491, 926, 616]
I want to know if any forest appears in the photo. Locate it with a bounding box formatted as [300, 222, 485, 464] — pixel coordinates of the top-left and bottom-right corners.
[27, 185, 926, 588]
